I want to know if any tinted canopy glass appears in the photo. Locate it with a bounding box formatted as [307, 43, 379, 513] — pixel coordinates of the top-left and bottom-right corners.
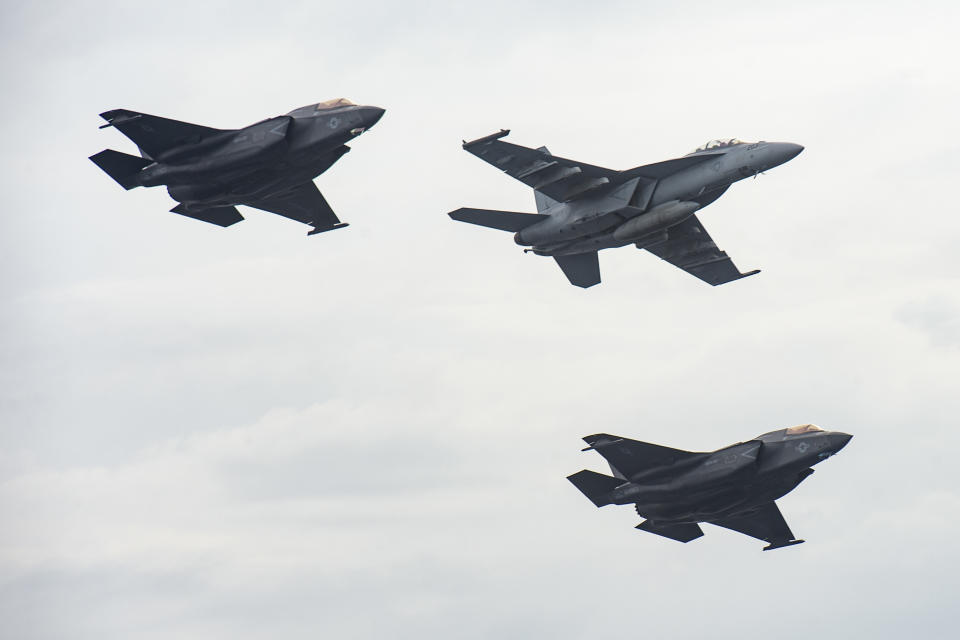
[314, 98, 357, 110]
[784, 424, 824, 435]
[690, 138, 746, 154]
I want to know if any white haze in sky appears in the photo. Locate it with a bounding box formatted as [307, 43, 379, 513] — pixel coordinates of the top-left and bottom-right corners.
[1, 1, 959, 638]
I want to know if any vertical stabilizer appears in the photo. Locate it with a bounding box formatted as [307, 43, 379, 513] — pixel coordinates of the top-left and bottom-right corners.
[534, 190, 560, 212]
[533, 146, 561, 212]
[554, 252, 601, 288]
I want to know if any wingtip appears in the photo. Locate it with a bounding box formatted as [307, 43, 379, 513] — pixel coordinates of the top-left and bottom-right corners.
[462, 129, 510, 148]
[307, 222, 349, 236]
[581, 434, 622, 449]
[762, 538, 805, 551]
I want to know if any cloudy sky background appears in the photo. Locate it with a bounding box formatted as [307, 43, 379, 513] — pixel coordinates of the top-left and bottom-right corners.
[2, 1, 959, 638]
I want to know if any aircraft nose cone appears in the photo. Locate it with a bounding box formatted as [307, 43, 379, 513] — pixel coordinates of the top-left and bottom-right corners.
[362, 106, 385, 128]
[776, 142, 804, 164]
[832, 432, 853, 452]
[764, 142, 804, 170]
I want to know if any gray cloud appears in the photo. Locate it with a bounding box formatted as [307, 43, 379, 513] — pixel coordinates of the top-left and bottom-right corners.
[2, 1, 959, 638]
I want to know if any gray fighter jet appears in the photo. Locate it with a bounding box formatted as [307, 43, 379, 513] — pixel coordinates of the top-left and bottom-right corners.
[90, 99, 385, 235]
[448, 132, 802, 287]
[568, 424, 851, 550]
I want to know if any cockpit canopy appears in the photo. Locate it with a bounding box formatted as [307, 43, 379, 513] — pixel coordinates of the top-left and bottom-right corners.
[784, 424, 824, 435]
[287, 99, 357, 118]
[689, 138, 746, 154]
[314, 98, 357, 110]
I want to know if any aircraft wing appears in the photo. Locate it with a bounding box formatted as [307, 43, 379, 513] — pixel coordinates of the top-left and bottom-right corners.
[99, 109, 226, 160]
[710, 502, 804, 550]
[241, 182, 342, 231]
[462, 131, 618, 202]
[642, 214, 760, 286]
[583, 433, 699, 478]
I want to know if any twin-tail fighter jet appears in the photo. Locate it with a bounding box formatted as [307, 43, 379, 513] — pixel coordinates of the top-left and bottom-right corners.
[90, 99, 385, 235]
[568, 424, 851, 550]
[449, 132, 803, 287]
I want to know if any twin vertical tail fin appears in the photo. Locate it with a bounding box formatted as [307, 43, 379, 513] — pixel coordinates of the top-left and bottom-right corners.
[89, 149, 151, 190]
[567, 469, 624, 507]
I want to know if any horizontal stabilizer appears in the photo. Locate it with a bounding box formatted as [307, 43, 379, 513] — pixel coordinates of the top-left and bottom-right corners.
[448, 208, 547, 232]
[567, 469, 624, 507]
[89, 149, 151, 190]
[636, 520, 704, 543]
[170, 203, 244, 227]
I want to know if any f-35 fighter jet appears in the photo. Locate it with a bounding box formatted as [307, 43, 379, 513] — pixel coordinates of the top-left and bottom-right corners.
[90, 99, 385, 235]
[449, 132, 802, 287]
[568, 424, 851, 550]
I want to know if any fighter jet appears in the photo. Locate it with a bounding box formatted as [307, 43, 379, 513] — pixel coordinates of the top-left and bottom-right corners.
[567, 424, 851, 550]
[448, 131, 803, 287]
[90, 99, 385, 235]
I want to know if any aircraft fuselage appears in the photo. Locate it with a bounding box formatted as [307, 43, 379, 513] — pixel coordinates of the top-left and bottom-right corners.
[611, 429, 851, 524]
[516, 141, 803, 256]
[135, 106, 383, 210]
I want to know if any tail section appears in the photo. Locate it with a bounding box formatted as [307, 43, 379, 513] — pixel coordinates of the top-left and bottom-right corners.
[448, 208, 547, 232]
[567, 469, 624, 507]
[532, 147, 562, 213]
[89, 149, 151, 190]
[534, 191, 560, 212]
[582, 433, 700, 479]
[554, 252, 601, 288]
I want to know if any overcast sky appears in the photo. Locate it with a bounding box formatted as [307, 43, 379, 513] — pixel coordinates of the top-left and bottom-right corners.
[2, 1, 959, 638]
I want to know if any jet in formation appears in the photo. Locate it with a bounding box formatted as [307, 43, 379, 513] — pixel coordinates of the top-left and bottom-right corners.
[568, 424, 851, 550]
[449, 131, 803, 287]
[90, 99, 385, 235]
